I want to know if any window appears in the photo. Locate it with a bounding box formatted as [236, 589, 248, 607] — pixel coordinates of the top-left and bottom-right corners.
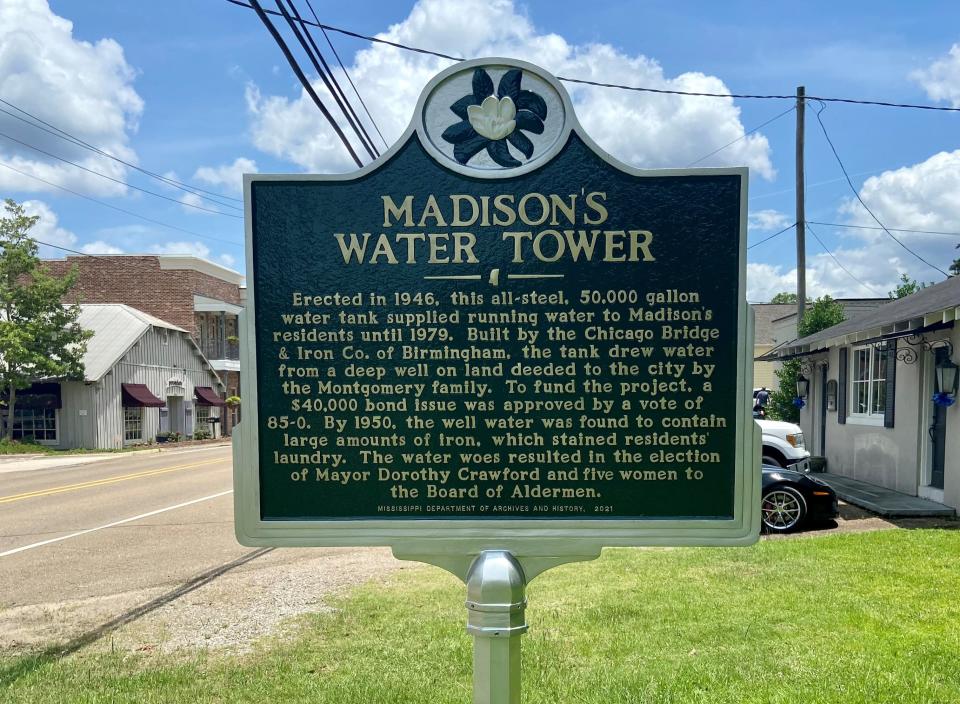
[850, 344, 887, 418]
[124, 407, 144, 443]
[196, 406, 210, 426]
[11, 408, 57, 444]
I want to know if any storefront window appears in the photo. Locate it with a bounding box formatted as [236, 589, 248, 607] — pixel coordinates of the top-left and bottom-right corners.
[124, 407, 144, 442]
[12, 408, 57, 443]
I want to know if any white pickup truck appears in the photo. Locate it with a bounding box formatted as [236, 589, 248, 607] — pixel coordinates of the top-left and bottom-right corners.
[756, 418, 811, 472]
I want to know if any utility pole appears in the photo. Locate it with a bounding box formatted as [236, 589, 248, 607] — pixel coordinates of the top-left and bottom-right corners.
[795, 86, 806, 326]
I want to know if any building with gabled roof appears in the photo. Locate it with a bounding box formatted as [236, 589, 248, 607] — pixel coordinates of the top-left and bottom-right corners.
[3, 304, 226, 449]
[760, 277, 960, 513]
[43, 254, 245, 435]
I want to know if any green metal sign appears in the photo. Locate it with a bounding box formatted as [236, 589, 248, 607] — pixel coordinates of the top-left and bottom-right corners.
[234, 58, 759, 556]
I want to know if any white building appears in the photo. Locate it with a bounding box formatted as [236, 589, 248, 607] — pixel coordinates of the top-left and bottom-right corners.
[765, 277, 960, 512]
[4, 304, 226, 449]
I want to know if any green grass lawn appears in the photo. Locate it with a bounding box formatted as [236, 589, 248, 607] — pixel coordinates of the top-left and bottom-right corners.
[2, 529, 959, 703]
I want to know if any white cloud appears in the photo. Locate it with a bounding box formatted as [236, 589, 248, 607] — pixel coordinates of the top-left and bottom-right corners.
[0, 0, 143, 196]
[841, 150, 960, 233]
[912, 44, 960, 107]
[749, 209, 791, 231]
[194, 157, 257, 195]
[81, 240, 123, 254]
[748, 150, 960, 302]
[148, 240, 213, 259]
[746, 249, 893, 303]
[12, 198, 77, 257]
[245, 0, 774, 178]
[178, 191, 208, 213]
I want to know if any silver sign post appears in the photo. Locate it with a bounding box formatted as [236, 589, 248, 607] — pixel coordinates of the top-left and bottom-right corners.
[466, 551, 527, 704]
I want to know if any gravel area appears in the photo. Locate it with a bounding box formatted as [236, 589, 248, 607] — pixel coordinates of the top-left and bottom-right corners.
[93, 547, 409, 654]
[3, 547, 408, 655]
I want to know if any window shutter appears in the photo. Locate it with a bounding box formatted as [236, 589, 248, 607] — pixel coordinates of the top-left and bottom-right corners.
[884, 340, 897, 428]
[837, 347, 847, 424]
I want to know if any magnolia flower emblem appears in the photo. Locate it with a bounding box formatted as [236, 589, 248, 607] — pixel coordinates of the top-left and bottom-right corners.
[441, 68, 548, 168]
[468, 96, 516, 141]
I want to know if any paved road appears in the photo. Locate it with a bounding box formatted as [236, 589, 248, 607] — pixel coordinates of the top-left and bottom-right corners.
[0, 445, 241, 608]
[0, 444, 401, 652]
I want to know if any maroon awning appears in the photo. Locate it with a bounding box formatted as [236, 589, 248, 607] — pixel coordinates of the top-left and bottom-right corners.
[122, 383, 165, 408]
[194, 386, 226, 407]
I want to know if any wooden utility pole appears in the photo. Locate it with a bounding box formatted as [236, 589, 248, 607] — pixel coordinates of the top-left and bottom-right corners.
[796, 86, 806, 325]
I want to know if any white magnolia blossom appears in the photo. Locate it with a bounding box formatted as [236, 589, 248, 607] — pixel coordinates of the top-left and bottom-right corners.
[467, 95, 517, 141]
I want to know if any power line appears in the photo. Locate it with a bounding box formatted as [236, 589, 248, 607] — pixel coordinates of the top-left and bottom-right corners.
[275, 0, 378, 160]
[555, 78, 960, 113]
[687, 106, 794, 167]
[0, 159, 243, 248]
[1, 237, 105, 259]
[0, 130, 243, 219]
[805, 222, 884, 297]
[287, 0, 379, 157]
[812, 104, 949, 278]
[247, 0, 364, 168]
[307, 0, 388, 149]
[808, 220, 960, 238]
[0, 99, 244, 208]
[224, 1, 960, 113]
[747, 222, 795, 250]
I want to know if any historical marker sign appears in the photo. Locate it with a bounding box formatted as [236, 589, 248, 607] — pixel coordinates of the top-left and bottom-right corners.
[234, 58, 759, 556]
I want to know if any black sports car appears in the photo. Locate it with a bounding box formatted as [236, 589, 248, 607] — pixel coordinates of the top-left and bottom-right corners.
[761, 465, 839, 533]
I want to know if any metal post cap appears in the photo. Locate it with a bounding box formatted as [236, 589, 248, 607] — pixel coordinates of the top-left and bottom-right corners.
[465, 551, 528, 637]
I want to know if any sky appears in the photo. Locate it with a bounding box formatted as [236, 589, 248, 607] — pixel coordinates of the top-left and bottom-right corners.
[1, 0, 959, 302]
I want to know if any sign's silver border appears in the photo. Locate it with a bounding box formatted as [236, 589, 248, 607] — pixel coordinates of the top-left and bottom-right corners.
[235, 57, 760, 554]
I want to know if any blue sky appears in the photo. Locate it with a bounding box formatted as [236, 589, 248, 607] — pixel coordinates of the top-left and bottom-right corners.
[2, 0, 959, 300]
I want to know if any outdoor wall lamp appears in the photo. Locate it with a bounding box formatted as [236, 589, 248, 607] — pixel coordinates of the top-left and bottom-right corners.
[796, 376, 810, 400]
[934, 357, 959, 407]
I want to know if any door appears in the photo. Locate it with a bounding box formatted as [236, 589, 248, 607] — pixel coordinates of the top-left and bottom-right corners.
[168, 396, 184, 435]
[930, 348, 947, 490]
[819, 365, 828, 456]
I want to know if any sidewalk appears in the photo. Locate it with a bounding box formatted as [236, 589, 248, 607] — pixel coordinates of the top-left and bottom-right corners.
[0, 440, 230, 473]
[821, 473, 956, 518]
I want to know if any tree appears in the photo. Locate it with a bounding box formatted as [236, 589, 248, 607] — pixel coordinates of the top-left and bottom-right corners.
[0, 199, 91, 441]
[888, 273, 927, 299]
[769, 292, 812, 304]
[767, 296, 845, 422]
[950, 258, 960, 277]
[797, 295, 845, 338]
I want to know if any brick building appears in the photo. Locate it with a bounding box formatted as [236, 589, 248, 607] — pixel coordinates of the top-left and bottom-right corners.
[45, 255, 245, 435]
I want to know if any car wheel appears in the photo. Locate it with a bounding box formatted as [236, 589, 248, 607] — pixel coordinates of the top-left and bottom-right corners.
[761, 485, 807, 533]
[761, 454, 784, 468]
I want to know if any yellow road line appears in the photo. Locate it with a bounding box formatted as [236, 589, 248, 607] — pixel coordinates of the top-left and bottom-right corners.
[0, 458, 227, 504]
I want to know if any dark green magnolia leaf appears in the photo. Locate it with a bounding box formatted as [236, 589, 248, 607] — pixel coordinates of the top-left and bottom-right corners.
[516, 90, 547, 119]
[473, 69, 494, 101]
[516, 111, 544, 134]
[497, 69, 522, 100]
[507, 130, 534, 159]
[450, 94, 478, 120]
[441, 121, 478, 144]
[487, 140, 521, 168]
[454, 135, 490, 165]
